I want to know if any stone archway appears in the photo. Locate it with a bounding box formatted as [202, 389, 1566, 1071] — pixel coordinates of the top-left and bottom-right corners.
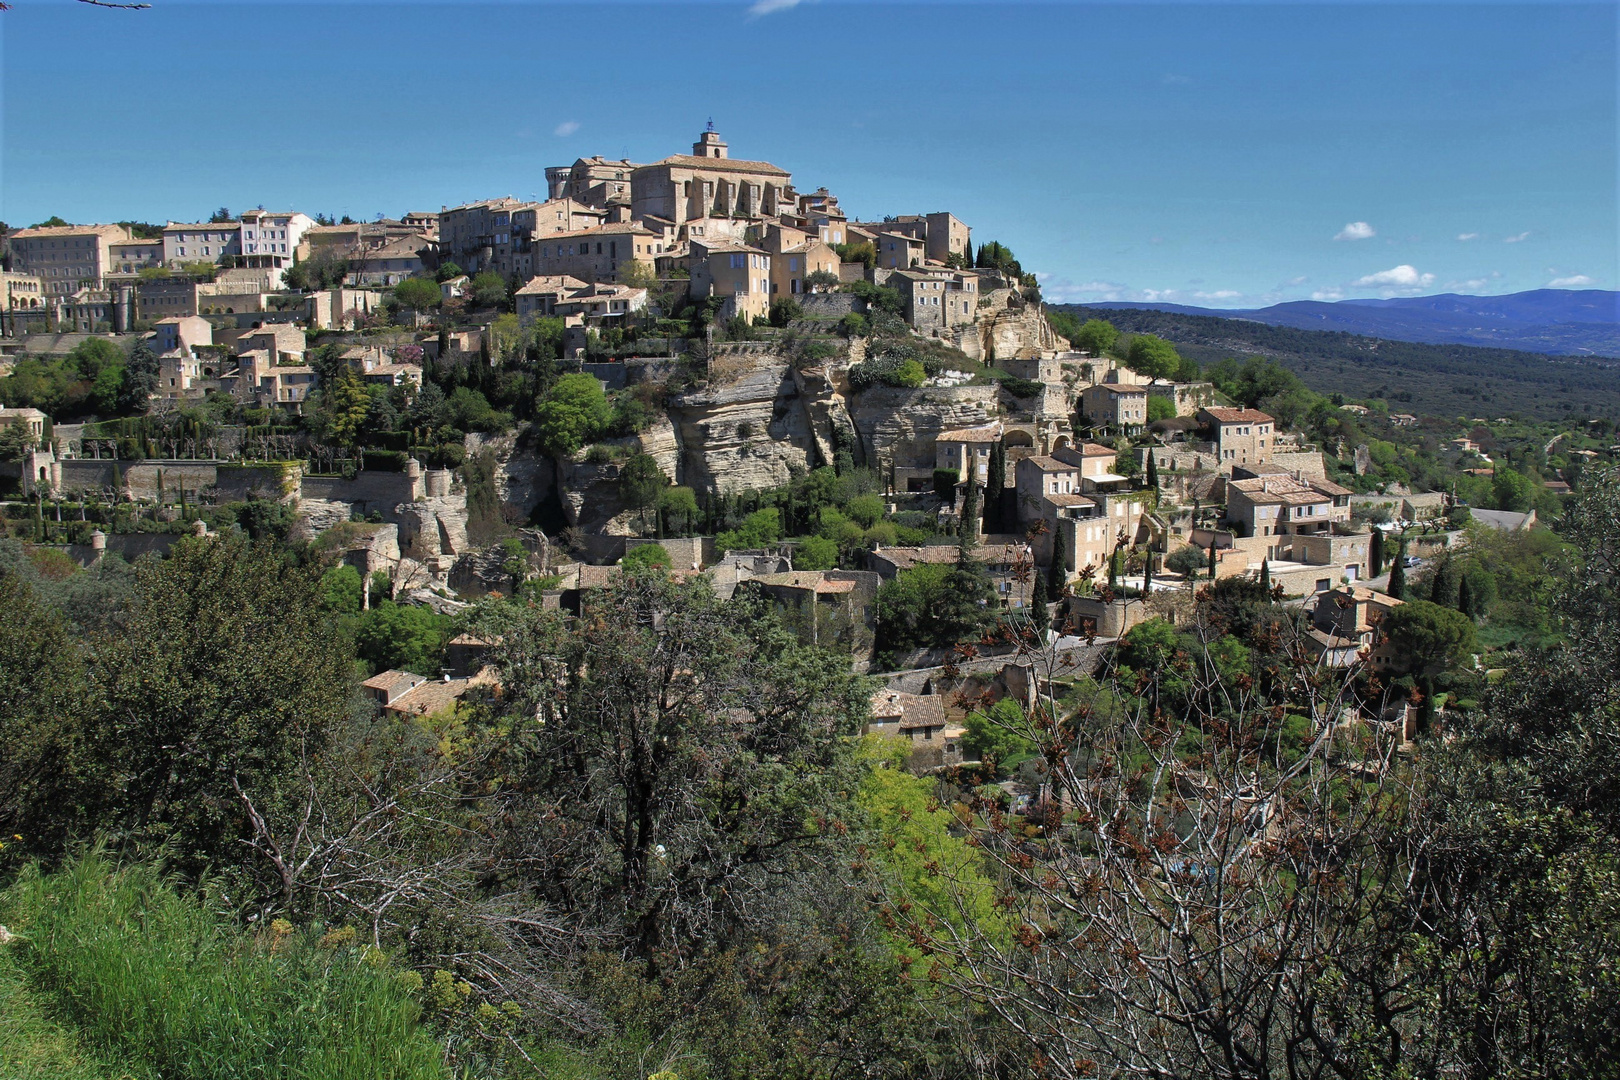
[1052, 434, 1072, 452]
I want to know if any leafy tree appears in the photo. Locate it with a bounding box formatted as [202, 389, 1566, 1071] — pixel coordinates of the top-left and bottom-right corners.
[892, 359, 925, 387]
[962, 698, 1035, 769]
[1124, 334, 1182, 380]
[1492, 467, 1535, 512]
[434, 261, 464, 283]
[320, 563, 363, 615]
[873, 557, 995, 665]
[82, 535, 356, 875]
[717, 508, 782, 551]
[792, 534, 839, 571]
[1072, 318, 1120, 357]
[470, 574, 867, 964]
[658, 485, 700, 535]
[30, 215, 70, 228]
[618, 451, 668, 534]
[838, 312, 868, 338]
[118, 338, 160, 413]
[353, 600, 452, 675]
[0, 418, 36, 461]
[1118, 617, 1181, 671]
[534, 372, 611, 458]
[768, 297, 804, 327]
[621, 543, 673, 571]
[844, 493, 885, 529]
[208, 207, 234, 223]
[320, 368, 372, 449]
[1146, 394, 1177, 423]
[391, 276, 440, 311]
[469, 270, 510, 310]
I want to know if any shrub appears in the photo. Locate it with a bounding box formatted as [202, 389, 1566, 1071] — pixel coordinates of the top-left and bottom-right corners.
[621, 543, 673, 571]
[837, 313, 868, 338]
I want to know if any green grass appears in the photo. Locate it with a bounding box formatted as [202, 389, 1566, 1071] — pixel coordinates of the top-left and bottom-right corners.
[0, 942, 145, 1080]
[1, 853, 449, 1080]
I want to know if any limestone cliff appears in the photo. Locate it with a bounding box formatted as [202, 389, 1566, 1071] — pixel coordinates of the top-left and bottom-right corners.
[667, 355, 819, 494]
[848, 384, 999, 471]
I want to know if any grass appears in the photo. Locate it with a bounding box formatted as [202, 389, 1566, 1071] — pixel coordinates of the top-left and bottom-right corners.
[0, 941, 144, 1080]
[1, 853, 449, 1080]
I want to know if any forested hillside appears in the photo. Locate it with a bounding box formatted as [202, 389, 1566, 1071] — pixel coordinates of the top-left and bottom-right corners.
[1055, 304, 1620, 420]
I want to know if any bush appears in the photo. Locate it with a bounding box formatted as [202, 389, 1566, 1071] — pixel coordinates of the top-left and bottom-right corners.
[1147, 395, 1177, 422]
[792, 534, 839, 571]
[1164, 545, 1209, 577]
[621, 543, 673, 571]
[837, 313, 868, 338]
[1, 853, 448, 1080]
[999, 376, 1043, 399]
[933, 468, 960, 502]
[768, 297, 804, 328]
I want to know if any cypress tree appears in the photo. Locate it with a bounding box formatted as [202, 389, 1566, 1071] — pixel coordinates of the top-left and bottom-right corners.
[1457, 574, 1474, 620]
[1031, 570, 1051, 635]
[1047, 541, 1066, 601]
[1369, 529, 1384, 578]
[1144, 551, 1155, 594]
[1207, 543, 1217, 580]
[1260, 559, 1271, 592]
[1145, 452, 1158, 490]
[1388, 539, 1407, 599]
[959, 480, 980, 549]
[1108, 547, 1119, 590]
[986, 439, 1006, 533]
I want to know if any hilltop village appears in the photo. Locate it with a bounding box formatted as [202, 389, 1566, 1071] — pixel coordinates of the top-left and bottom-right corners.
[3, 127, 1615, 1080]
[0, 125, 1570, 751]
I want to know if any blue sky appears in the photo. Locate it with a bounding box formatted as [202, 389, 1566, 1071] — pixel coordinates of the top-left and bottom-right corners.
[2, 0, 1614, 307]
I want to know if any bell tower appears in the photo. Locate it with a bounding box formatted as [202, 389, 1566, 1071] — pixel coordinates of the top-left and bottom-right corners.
[692, 119, 728, 159]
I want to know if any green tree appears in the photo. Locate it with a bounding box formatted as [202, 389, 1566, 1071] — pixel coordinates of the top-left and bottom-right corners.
[1492, 467, 1535, 513]
[1118, 617, 1181, 671]
[1146, 394, 1177, 422]
[986, 438, 1007, 532]
[83, 535, 356, 875]
[1383, 598, 1477, 675]
[873, 557, 995, 666]
[621, 543, 673, 571]
[391, 276, 441, 312]
[0, 418, 36, 461]
[1369, 528, 1385, 577]
[960, 477, 981, 544]
[320, 563, 363, 615]
[1145, 450, 1159, 490]
[1124, 334, 1182, 380]
[320, 368, 372, 449]
[658, 485, 700, 535]
[1165, 544, 1210, 577]
[534, 372, 612, 458]
[118, 338, 160, 413]
[844, 493, 885, 529]
[962, 698, 1036, 770]
[1030, 573, 1051, 634]
[353, 600, 452, 675]
[434, 261, 464, 282]
[618, 451, 668, 535]
[768, 297, 804, 327]
[1388, 537, 1408, 598]
[717, 508, 782, 551]
[792, 534, 839, 571]
[469, 270, 510, 310]
[1071, 318, 1120, 357]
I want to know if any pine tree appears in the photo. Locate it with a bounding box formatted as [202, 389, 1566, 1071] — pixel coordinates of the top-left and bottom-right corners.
[1388, 539, 1407, 599]
[1047, 541, 1066, 601]
[1369, 528, 1384, 577]
[1146, 452, 1158, 490]
[986, 439, 1006, 533]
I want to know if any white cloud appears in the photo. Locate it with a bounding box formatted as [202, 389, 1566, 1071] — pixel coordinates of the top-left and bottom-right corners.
[1193, 290, 1242, 301]
[1283, 275, 1310, 287]
[1504, 231, 1531, 243]
[748, 0, 801, 15]
[1311, 288, 1344, 301]
[553, 120, 580, 137]
[1456, 232, 1479, 241]
[1334, 221, 1376, 241]
[1549, 274, 1594, 287]
[1445, 278, 1492, 292]
[1352, 264, 1434, 289]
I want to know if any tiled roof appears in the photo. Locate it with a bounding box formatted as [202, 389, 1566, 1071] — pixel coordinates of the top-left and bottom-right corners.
[1075, 442, 1118, 456]
[754, 572, 855, 594]
[1046, 493, 1096, 508]
[937, 424, 1001, 443]
[1093, 383, 1146, 393]
[1202, 406, 1274, 424]
[364, 669, 424, 692]
[515, 274, 590, 295]
[1024, 455, 1076, 472]
[540, 222, 657, 240]
[877, 544, 1031, 568]
[641, 155, 790, 176]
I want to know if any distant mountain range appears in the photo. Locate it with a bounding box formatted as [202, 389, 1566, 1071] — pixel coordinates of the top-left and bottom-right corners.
[1088, 289, 1620, 357]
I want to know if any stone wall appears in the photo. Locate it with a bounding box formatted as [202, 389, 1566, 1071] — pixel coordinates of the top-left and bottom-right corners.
[300, 469, 422, 509]
[796, 293, 857, 319]
[56, 460, 221, 499]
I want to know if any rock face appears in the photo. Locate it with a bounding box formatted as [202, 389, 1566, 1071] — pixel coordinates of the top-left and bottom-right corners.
[395, 497, 471, 562]
[668, 357, 819, 495]
[290, 499, 354, 542]
[469, 433, 555, 524]
[954, 298, 1063, 361]
[849, 384, 999, 471]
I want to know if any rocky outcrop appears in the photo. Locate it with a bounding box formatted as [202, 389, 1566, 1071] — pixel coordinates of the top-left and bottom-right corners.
[395, 497, 471, 562]
[955, 298, 1062, 361]
[469, 433, 555, 524]
[668, 357, 818, 494]
[848, 384, 999, 471]
[290, 498, 354, 542]
[790, 364, 861, 469]
[450, 543, 518, 597]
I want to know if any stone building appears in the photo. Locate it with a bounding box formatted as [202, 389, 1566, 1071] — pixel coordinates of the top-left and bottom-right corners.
[1197, 407, 1277, 466]
[544, 156, 642, 208]
[688, 239, 772, 323]
[1224, 469, 1353, 538]
[891, 268, 979, 332]
[8, 223, 136, 296]
[1081, 383, 1148, 430]
[629, 126, 792, 230]
[531, 222, 663, 283]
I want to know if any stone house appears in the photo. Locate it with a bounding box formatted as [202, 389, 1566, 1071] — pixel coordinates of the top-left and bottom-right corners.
[1225, 470, 1353, 539]
[865, 688, 963, 772]
[868, 543, 1036, 609]
[9, 223, 135, 296]
[1197, 407, 1277, 466]
[875, 231, 926, 270]
[688, 240, 773, 323]
[754, 223, 842, 298]
[545, 157, 642, 207]
[935, 422, 1002, 482]
[1081, 383, 1148, 430]
[531, 222, 662, 284]
[1307, 585, 1405, 669]
[747, 569, 880, 665]
[514, 274, 591, 322]
[346, 234, 431, 286]
[891, 268, 979, 332]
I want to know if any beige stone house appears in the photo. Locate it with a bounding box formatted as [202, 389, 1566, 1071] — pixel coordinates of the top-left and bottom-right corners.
[1081, 383, 1149, 429]
[688, 240, 772, 323]
[630, 128, 792, 228]
[1198, 407, 1276, 466]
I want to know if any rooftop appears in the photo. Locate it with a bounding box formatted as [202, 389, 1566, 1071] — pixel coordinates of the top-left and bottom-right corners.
[641, 154, 790, 177]
[1202, 406, 1275, 424]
